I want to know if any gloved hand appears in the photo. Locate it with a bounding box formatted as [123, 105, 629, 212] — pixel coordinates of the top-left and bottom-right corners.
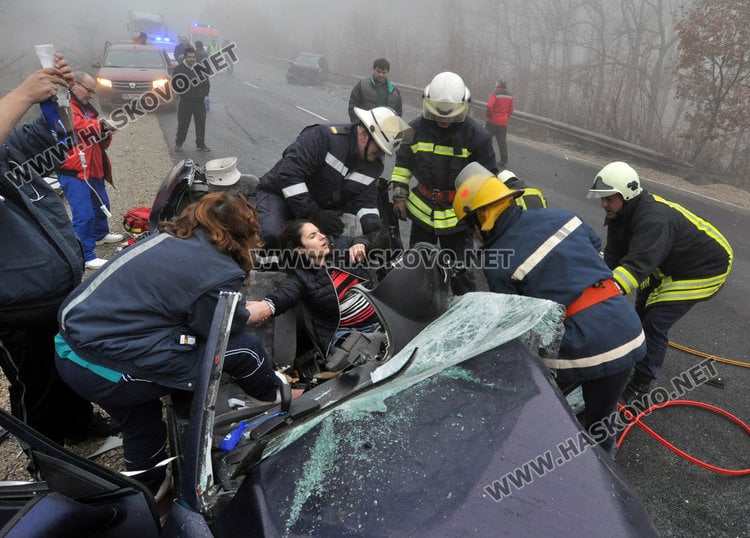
[313, 209, 345, 236]
[392, 185, 408, 221]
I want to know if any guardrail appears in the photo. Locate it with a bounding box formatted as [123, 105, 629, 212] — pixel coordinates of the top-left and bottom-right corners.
[382, 79, 694, 172]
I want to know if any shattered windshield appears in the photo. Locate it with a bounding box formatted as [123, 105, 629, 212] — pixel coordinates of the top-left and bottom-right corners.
[256, 292, 565, 531]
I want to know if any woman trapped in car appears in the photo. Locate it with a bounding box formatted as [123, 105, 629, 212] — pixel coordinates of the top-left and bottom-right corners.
[247, 220, 381, 361]
[54, 193, 282, 495]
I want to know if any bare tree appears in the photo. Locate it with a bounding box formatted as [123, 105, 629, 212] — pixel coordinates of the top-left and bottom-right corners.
[674, 0, 750, 165]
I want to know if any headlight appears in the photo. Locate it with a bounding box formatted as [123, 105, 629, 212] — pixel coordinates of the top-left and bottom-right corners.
[152, 78, 169, 89]
[97, 78, 112, 88]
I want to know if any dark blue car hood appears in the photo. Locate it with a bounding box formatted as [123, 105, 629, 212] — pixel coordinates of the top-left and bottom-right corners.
[210, 293, 657, 537]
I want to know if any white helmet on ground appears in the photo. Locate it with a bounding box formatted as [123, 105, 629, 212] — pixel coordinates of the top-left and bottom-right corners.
[354, 106, 413, 156]
[587, 161, 642, 200]
[422, 72, 471, 123]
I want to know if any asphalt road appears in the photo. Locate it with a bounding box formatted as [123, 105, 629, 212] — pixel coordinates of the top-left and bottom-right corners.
[156, 56, 749, 537]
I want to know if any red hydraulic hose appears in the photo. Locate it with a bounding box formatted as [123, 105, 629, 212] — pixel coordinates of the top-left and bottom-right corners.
[617, 399, 750, 476]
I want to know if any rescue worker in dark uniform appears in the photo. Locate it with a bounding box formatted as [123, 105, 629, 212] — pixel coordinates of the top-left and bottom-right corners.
[256, 106, 412, 249]
[454, 162, 646, 456]
[498, 169, 547, 210]
[587, 161, 733, 402]
[391, 72, 497, 294]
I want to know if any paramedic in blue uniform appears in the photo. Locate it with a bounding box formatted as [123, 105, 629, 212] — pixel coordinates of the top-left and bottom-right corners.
[55, 193, 282, 494]
[454, 162, 646, 456]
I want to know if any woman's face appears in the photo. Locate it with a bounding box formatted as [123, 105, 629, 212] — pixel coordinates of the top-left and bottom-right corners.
[298, 222, 330, 262]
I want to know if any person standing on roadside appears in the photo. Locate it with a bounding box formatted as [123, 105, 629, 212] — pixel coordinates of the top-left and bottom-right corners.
[485, 78, 513, 168]
[586, 161, 733, 402]
[1, 54, 114, 449]
[348, 58, 403, 122]
[58, 71, 123, 270]
[172, 47, 211, 152]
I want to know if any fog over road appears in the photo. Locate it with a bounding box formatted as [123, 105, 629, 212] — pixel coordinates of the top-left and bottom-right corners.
[154, 55, 750, 538]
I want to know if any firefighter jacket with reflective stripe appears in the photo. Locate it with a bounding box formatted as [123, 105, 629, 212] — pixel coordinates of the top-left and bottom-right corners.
[603, 191, 732, 307]
[258, 123, 384, 235]
[391, 117, 496, 234]
[504, 176, 547, 210]
[483, 205, 645, 383]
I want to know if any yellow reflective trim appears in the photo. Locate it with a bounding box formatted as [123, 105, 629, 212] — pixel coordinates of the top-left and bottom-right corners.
[613, 266, 638, 294]
[412, 142, 471, 158]
[391, 166, 411, 184]
[652, 195, 733, 262]
[645, 267, 731, 307]
[406, 192, 459, 229]
[514, 188, 547, 210]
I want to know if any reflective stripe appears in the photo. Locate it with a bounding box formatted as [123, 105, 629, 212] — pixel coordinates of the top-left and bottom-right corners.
[511, 216, 582, 281]
[325, 152, 348, 177]
[653, 195, 734, 261]
[412, 141, 471, 158]
[282, 183, 309, 198]
[613, 266, 639, 294]
[356, 207, 380, 220]
[60, 233, 171, 329]
[391, 166, 411, 185]
[406, 192, 458, 229]
[645, 267, 731, 307]
[347, 171, 377, 186]
[544, 330, 645, 370]
[514, 188, 547, 210]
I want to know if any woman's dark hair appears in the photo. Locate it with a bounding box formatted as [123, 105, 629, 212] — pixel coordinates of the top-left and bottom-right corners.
[160, 192, 261, 272]
[276, 219, 308, 252]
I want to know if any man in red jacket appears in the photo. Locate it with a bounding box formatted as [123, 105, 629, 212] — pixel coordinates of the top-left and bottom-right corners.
[59, 71, 122, 269]
[485, 78, 514, 168]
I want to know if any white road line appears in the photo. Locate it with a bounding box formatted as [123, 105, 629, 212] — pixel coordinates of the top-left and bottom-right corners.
[242, 80, 258, 89]
[295, 106, 328, 122]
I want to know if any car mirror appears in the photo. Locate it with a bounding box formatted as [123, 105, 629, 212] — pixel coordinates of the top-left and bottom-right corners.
[91, 61, 101, 69]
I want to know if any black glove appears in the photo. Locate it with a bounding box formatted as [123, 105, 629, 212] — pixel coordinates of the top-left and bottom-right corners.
[313, 209, 345, 236]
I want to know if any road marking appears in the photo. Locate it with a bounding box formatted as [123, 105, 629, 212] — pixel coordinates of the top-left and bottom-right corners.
[242, 80, 258, 89]
[295, 105, 328, 122]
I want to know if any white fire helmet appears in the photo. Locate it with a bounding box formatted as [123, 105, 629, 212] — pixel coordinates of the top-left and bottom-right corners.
[354, 106, 413, 156]
[587, 161, 643, 200]
[422, 71, 471, 123]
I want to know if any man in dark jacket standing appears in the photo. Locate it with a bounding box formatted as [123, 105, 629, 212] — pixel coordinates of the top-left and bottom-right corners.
[348, 58, 403, 122]
[587, 161, 733, 402]
[0, 55, 100, 447]
[172, 46, 210, 151]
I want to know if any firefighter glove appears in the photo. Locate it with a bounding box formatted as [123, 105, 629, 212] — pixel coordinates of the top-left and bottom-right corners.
[314, 210, 345, 236]
[392, 185, 408, 220]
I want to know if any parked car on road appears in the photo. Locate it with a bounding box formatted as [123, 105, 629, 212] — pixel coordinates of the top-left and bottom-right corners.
[286, 52, 329, 85]
[92, 44, 174, 112]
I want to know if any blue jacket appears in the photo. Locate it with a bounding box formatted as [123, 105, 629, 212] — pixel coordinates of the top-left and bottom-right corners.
[58, 230, 250, 390]
[0, 116, 83, 310]
[483, 205, 645, 383]
[258, 123, 384, 235]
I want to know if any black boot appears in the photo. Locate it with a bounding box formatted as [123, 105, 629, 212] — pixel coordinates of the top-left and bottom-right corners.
[620, 371, 655, 404]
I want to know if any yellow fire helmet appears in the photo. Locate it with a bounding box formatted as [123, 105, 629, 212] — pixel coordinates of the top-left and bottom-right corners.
[453, 162, 522, 222]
